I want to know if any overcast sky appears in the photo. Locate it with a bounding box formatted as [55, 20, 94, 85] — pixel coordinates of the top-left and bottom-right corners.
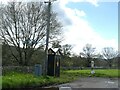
[0, 0, 119, 55]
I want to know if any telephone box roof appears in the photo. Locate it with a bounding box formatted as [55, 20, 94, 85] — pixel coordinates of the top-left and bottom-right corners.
[48, 48, 62, 55]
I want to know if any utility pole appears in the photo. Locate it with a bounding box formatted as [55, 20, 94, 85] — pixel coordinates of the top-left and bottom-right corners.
[44, 0, 51, 76]
[44, 0, 57, 76]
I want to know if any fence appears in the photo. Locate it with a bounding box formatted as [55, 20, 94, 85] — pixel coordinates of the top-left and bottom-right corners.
[2, 66, 35, 75]
[61, 66, 118, 70]
[2, 66, 118, 75]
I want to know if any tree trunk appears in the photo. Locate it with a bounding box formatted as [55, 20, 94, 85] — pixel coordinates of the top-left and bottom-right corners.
[87, 58, 91, 67]
[109, 62, 112, 69]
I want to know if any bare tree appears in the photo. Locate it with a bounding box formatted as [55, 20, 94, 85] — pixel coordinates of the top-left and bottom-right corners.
[102, 47, 118, 68]
[0, 2, 62, 65]
[62, 44, 73, 57]
[52, 40, 61, 48]
[80, 44, 96, 67]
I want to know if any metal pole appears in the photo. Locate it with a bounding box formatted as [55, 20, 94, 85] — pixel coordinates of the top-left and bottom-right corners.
[44, 0, 51, 76]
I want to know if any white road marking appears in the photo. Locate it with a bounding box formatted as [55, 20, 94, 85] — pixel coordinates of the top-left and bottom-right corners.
[59, 87, 72, 90]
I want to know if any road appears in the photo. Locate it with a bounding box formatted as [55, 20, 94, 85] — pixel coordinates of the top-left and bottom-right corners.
[45, 77, 119, 89]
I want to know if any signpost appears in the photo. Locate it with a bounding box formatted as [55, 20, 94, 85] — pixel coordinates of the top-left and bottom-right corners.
[91, 61, 95, 74]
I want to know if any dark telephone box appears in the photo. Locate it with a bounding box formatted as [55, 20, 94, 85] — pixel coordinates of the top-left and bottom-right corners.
[47, 48, 61, 77]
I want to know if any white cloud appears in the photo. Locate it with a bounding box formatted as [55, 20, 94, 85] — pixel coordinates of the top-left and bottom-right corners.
[55, 0, 118, 55]
[57, 0, 99, 7]
[86, 0, 99, 7]
[74, 9, 86, 17]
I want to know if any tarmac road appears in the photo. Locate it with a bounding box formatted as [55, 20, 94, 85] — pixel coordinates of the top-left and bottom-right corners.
[46, 77, 119, 88]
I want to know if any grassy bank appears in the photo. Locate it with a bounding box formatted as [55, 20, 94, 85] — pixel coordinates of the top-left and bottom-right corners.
[2, 69, 119, 88]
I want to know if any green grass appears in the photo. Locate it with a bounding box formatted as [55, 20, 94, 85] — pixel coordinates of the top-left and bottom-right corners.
[0, 76, 2, 89]
[64, 69, 120, 78]
[2, 71, 78, 88]
[2, 69, 119, 88]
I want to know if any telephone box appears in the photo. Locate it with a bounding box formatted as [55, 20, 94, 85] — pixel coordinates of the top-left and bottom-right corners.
[47, 48, 61, 77]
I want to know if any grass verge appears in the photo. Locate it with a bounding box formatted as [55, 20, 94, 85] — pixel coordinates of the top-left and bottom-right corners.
[2, 69, 119, 88]
[2, 71, 78, 88]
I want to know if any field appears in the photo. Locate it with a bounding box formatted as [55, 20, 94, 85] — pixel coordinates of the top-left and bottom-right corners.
[64, 69, 119, 78]
[2, 69, 119, 88]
